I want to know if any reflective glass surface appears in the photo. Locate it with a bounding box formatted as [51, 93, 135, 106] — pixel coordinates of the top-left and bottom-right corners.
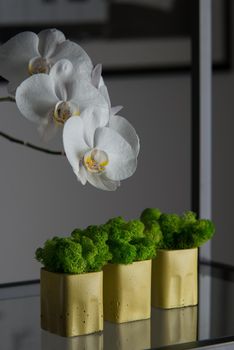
[0, 262, 234, 350]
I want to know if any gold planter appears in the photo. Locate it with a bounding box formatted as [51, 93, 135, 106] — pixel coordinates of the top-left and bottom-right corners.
[152, 248, 198, 309]
[103, 260, 152, 323]
[40, 269, 103, 337]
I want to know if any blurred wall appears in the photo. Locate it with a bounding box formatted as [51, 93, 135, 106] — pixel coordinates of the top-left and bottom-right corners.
[211, 0, 234, 266]
[212, 71, 234, 266]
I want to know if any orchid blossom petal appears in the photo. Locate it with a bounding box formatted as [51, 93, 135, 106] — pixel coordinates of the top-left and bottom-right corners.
[63, 116, 89, 176]
[49, 59, 74, 101]
[111, 105, 123, 115]
[86, 172, 120, 191]
[98, 85, 111, 109]
[38, 28, 65, 58]
[15, 74, 58, 124]
[109, 115, 140, 156]
[0, 31, 39, 94]
[52, 40, 93, 75]
[91, 64, 102, 89]
[79, 106, 109, 148]
[98, 84, 123, 116]
[94, 127, 137, 181]
[77, 166, 87, 185]
[70, 78, 108, 113]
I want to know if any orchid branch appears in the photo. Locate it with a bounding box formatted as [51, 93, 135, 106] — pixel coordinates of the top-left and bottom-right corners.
[0, 96, 15, 102]
[0, 131, 65, 155]
[0, 96, 64, 155]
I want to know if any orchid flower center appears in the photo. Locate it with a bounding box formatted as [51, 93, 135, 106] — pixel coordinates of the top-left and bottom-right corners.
[28, 57, 51, 75]
[83, 149, 109, 174]
[53, 101, 80, 125]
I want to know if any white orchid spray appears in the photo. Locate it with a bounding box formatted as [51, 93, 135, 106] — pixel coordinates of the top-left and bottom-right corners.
[0, 28, 92, 95]
[63, 107, 139, 191]
[0, 28, 140, 191]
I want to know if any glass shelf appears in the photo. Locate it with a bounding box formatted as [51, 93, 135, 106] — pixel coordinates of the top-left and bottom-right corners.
[0, 262, 234, 350]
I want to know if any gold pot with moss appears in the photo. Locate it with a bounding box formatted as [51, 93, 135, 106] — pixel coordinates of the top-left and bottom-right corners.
[140, 208, 215, 309]
[36, 225, 111, 337]
[102, 216, 158, 323]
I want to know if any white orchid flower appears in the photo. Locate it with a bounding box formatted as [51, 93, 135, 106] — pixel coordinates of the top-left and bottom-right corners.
[15, 59, 109, 140]
[63, 108, 139, 191]
[0, 28, 92, 95]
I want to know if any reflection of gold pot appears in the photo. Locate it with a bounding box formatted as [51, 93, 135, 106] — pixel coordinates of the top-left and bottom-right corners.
[41, 329, 103, 350]
[151, 306, 197, 347]
[104, 319, 151, 350]
[152, 248, 198, 309]
[103, 260, 152, 323]
[40, 269, 103, 337]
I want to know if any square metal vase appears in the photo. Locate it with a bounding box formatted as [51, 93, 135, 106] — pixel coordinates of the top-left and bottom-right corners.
[152, 248, 198, 309]
[40, 269, 103, 337]
[103, 260, 152, 323]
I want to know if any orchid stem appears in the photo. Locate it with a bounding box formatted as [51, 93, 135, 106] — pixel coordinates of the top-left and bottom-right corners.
[0, 96, 64, 155]
[0, 131, 65, 156]
[0, 96, 16, 102]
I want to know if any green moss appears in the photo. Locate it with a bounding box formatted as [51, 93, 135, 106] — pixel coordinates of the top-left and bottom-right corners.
[35, 237, 86, 274]
[109, 241, 137, 264]
[135, 237, 157, 261]
[191, 219, 215, 247]
[140, 208, 161, 225]
[159, 213, 182, 249]
[104, 216, 160, 264]
[36, 208, 215, 273]
[36, 223, 112, 274]
[140, 208, 215, 250]
[144, 221, 163, 245]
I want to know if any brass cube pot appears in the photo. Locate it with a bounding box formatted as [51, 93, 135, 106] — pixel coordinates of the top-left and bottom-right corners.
[103, 260, 152, 323]
[40, 269, 103, 337]
[152, 248, 198, 309]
